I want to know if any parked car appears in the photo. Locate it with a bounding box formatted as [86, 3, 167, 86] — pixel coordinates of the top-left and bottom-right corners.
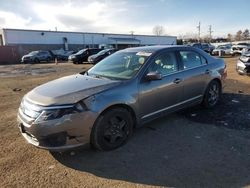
[21, 50, 54, 63]
[52, 49, 76, 61]
[68, 48, 102, 64]
[242, 47, 250, 55]
[58, 51, 76, 61]
[17, 46, 227, 151]
[212, 44, 232, 56]
[230, 43, 250, 56]
[191, 43, 214, 54]
[88, 49, 118, 64]
[236, 52, 250, 75]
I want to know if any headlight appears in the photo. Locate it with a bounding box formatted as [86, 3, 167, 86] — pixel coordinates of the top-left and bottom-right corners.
[34, 102, 87, 123]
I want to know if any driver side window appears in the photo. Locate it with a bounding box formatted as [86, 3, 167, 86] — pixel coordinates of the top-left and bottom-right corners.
[149, 52, 178, 76]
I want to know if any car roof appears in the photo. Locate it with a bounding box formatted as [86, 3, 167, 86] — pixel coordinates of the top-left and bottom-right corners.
[122, 45, 188, 53]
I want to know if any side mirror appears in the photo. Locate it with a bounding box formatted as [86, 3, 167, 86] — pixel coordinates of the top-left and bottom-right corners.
[145, 71, 162, 81]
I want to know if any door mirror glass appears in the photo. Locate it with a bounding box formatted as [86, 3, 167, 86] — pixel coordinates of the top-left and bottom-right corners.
[145, 71, 162, 81]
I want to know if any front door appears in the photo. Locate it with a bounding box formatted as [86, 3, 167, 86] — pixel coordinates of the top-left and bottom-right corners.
[139, 51, 184, 122]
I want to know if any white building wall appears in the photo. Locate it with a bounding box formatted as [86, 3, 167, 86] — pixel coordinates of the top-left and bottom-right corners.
[2, 29, 176, 46]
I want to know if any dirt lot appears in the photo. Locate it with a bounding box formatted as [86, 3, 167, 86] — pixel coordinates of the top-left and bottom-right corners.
[0, 58, 250, 188]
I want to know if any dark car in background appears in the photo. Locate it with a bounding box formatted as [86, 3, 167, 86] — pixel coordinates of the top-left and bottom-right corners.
[21, 50, 54, 63]
[191, 43, 214, 54]
[68, 48, 102, 64]
[52, 50, 76, 61]
[88, 49, 118, 64]
[17, 45, 226, 151]
[236, 52, 250, 75]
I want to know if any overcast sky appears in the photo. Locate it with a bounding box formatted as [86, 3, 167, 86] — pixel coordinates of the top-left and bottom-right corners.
[0, 0, 249, 38]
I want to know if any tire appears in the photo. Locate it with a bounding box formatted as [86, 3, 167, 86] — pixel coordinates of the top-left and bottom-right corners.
[202, 80, 221, 108]
[34, 58, 40, 64]
[90, 107, 133, 151]
[46, 57, 51, 62]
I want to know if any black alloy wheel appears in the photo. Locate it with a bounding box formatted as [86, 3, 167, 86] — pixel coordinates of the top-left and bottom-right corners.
[91, 108, 133, 151]
[203, 80, 221, 108]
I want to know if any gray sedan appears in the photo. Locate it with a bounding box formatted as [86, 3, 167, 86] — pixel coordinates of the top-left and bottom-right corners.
[17, 46, 227, 151]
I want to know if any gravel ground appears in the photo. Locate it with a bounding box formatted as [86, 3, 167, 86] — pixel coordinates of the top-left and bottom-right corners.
[0, 57, 250, 188]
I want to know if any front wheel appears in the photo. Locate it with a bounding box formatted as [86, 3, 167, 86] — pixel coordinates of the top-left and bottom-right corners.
[90, 108, 133, 151]
[202, 80, 221, 108]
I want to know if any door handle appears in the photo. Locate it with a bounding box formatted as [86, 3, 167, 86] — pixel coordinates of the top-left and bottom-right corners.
[173, 78, 182, 84]
[205, 69, 210, 74]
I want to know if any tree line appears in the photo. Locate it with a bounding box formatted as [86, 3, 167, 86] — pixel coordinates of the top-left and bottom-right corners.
[151, 25, 249, 43]
[227, 29, 249, 42]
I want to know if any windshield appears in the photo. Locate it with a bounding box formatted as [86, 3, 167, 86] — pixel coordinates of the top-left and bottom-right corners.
[217, 45, 226, 49]
[87, 51, 151, 80]
[75, 49, 86, 55]
[28, 51, 39, 55]
[217, 45, 230, 50]
[97, 49, 110, 55]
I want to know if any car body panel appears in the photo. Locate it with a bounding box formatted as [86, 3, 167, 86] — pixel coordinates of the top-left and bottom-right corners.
[139, 71, 184, 121]
[25, 74, 120, 106]
[17, 45, 226, 151]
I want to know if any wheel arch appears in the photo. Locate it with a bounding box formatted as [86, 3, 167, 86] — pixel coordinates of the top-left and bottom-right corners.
[210, 78, 222, 92]
[203, 78, 222, 95]
[98, 104, 138, 128]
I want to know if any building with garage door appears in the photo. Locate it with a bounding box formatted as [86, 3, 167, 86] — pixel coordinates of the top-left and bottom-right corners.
[0, 28, 177, 56]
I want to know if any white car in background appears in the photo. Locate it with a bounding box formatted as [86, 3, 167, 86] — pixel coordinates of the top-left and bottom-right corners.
[242, 47, 250, 55]
[212, 45, 232, 56]
[230, 43, 250, 56]
[236, 52, 250, 75]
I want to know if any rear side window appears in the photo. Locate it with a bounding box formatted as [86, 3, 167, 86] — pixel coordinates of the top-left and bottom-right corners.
[193, 44, 201, 48]
[179, 51, 206, 69]
[149, 52, 178, 75]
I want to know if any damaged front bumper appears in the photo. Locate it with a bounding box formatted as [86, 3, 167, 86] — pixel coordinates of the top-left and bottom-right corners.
[236, 60, 250, 75]
[17, 101, 98, 151]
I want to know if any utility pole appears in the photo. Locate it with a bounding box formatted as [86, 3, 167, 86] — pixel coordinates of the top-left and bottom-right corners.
[197, 22, 201, 42]
[208, 25, 213, 42]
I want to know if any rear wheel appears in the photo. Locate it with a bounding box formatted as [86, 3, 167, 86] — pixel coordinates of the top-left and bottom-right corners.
[34, 58, 40, 64]
[90, 108, 133, 151]
[202, 80, 221, 108]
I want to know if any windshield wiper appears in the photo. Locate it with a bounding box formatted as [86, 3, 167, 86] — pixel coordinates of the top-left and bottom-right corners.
[94, 74, 110, 79]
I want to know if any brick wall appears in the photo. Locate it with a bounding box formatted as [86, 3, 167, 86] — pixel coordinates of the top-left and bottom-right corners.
[0, 46, 21, 64]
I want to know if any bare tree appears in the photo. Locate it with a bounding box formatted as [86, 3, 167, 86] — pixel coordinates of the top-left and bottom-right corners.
[242, 29, 249, 40]
[227, 33, 233, 42]
[235, 30, 242, 41]
[152, 25, 165, 36]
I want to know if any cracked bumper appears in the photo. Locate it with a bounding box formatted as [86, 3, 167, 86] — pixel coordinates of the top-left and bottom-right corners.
[17, 111, 98, 151]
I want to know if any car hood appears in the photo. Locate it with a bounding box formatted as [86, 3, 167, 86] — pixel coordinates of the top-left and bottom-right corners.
[89, 54, 99, 59]
[23, 55, 34, 58]
[25, 74, 120, 106]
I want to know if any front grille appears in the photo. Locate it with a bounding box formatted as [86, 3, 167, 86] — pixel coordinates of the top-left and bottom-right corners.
[41, 132, 67, 147]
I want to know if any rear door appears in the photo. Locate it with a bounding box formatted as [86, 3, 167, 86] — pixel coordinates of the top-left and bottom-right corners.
[177, 50, 210, 102]
[139, 50, 184, 121]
